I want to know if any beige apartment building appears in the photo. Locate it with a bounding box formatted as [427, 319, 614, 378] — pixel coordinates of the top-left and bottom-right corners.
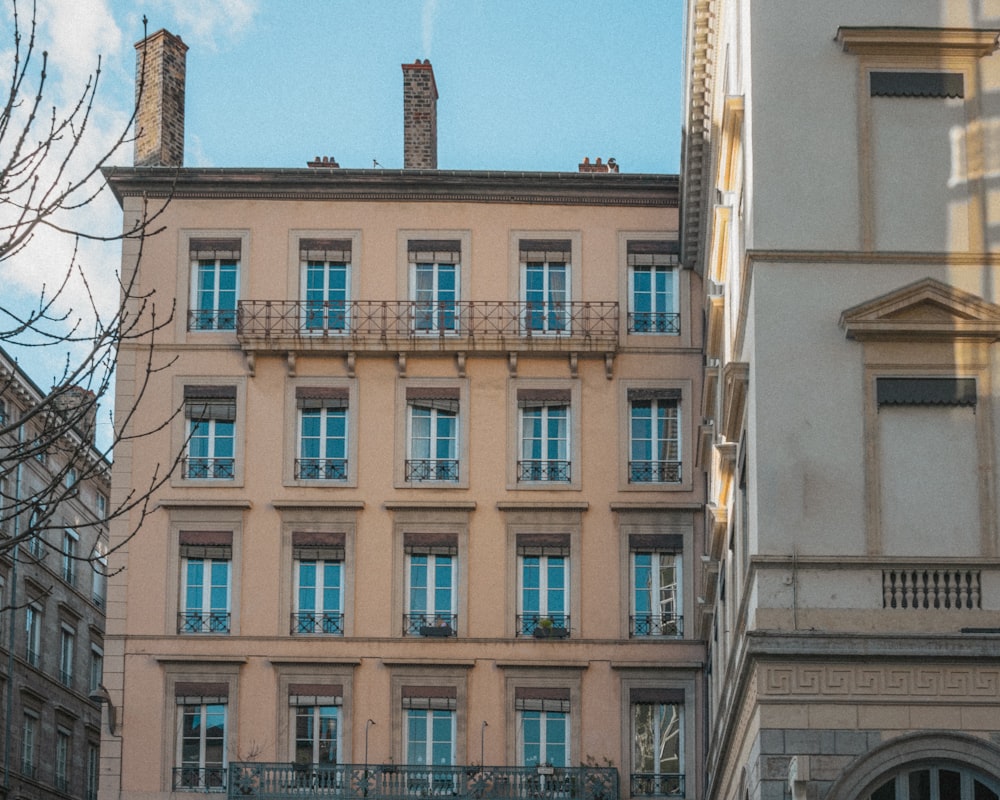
[100, 31, 705, 800]
[684, 1, 1000, 799]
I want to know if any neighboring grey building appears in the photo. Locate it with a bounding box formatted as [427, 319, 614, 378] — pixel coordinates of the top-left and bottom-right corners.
[684, 2, 1000, 799]
[0, 346, 110, 800]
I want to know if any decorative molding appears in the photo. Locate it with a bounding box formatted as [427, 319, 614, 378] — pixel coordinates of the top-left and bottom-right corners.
[836, 26, 1000, 58]
[721, 361, 749, 443]
[156, 498, 253, 509]
[762, 664, 1000, 698]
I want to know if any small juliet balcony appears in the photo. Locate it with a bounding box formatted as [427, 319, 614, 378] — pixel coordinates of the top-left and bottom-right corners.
[236, 301, 619, 357]
[630, 614, 683, 638]
[226, 763, 619, 800]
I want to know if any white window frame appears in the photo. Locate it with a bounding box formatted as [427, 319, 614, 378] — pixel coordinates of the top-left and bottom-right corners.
[190, 257, 239, 332]
[629, 398, 681, 484]
[518, 404, 570, 483]
[181, 557, 232, 634]
[90, 645, 104, 693]
[411, 260, 460, 334]
[628, 263, 679, 335]
[517, 709, 569, 767]
[406, 404, 459, 482]
[62, 528, 78, 585]
[521, 260, 571, 334]
[302, 257, 351, 333]
[292, 704, 342, 765]
[92, 543, 108, 608]
[95, 493, 107, 518]
[59, 624, 75, 685]
[518, 554, 569, 635]
[297, 406, 348, 481]
[631, 702, 684, 795]
[293, 558, 345, 635]
[86, 742, 99, 800]
[631, 552, 682, 638]
[405, 553, 457, 634]
[55, 728, 71, 791]
[186, 418, 236, 481]
[405, 708, 456, 766]
[25, 604, 41, 666]
[177, 701, 228, 789]
[21, 712, 38, 777]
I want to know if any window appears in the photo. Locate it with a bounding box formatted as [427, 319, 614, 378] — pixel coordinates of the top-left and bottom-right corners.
[174, 683, 228, 792]
[628, 241, 680, 334]
[296, 388, 348, 480]
[292, 533, 345, 635]
[90, 645, 104, 692]
[21, 712, 37, 777]
[517, 537, 569, 637]
[521, 240, 571, 333]
[0, 398, 6, 425]
[184, 386, 236, 480]
[869, 766, 999, 800]
[301, 239, 351, 333]
[410, 240, 460, 333]
[60, 625, 75, 685]
[96, 493, 107, 518]
[516, 689, 569, 767]
[179, 532, 232, 634]
[403, 688, 456, 768]
[65, 467, 78, 489]
[86, 743, 99, 800]
[406, 388, 459, 482]
[189, 239, 239, 331]
[27, 504, 45, 558]
[92, 543, 108, 608]
[518, 389, 570, 482]
[629, 390, 681, 483]
[289, 685, 342, 765]
[56, 728, 71, 792]
[631, 540, 683, 638]
[630, 691, 684, 798]
[62, 528, 78, 585]
[25, 604, 41, 667]
[404, 534, 457, 636]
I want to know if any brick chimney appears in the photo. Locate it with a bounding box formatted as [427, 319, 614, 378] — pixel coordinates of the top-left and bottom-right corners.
[578, 157, 619, 173]
[133, 29, 188, 167]
[402, 59, 438, 170]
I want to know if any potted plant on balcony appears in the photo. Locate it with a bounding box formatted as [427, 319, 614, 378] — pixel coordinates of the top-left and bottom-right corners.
[419, 618, 454, 637]
[533, 617, 568, 639]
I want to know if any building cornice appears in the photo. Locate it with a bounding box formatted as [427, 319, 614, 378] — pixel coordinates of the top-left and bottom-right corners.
[745, 629, 1000, 660]
[102, 167, 678, 208]
[836, 26, 1000, 58]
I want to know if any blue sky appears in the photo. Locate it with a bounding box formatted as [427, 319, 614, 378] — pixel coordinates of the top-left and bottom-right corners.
[0, 0, 684, 439]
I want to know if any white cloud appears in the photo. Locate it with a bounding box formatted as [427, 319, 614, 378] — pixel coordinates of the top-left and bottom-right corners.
[160, 0, 259, 49]
[422, 0, 439, 57]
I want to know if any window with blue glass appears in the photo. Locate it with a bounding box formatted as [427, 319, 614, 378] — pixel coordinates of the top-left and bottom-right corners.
[629, 389, 681, 484]
[406, 389, 459, 482]
[405, 535, 457, 636]
[521, 240, 571, 333]
[631, 689, 684, 798]
[516, 689, 570, 767]
[631, 536, 683, 638]
[518, 537, 569, 637]
[301, 239, 351, 333]
[178, 532, 232, 634]
[518, 389, 570, 482]
[296, 387, 348, 481]
[290, 685, 342, 765]
[292, 532, 345, 635]
[627, 241, 679, 334]
[189, 239, 240, 331]
[174, 683, 228, 791]
[184, 386, 236, 480]
[403, 688, 457, 769]
[410, 241, 460, 333]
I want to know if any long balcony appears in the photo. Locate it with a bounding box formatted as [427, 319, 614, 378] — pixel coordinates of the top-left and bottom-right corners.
[226, 764, 619, 800]
[236, 301, 619, 355]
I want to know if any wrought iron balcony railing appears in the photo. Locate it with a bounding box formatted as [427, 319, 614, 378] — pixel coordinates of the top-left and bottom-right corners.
[227, 763, 619, 800]
[518, 460, 571, 482]
[405, 459, 459, 482]
[518, 613, 570, 638]
[174, 766, 227, 792]
[630, 773, 684, 798]
[627, 312, 680, 335]
[179, 611, 231, 634]
[189, 309, 237, 332]
[291, 611, 344, 635]
[404, 613, 457, 637]
[295, 458, 348, 480]
[628, 461, 681, 484]
[237, 301, 619, 353]
[183, 457, 235, 480]
[630, 614, 683, 638]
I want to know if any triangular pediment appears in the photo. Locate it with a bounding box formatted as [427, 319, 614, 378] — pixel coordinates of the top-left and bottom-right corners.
[840, 278, 1000, 341]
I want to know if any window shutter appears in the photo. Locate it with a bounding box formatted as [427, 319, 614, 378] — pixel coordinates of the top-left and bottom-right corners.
[179, 531, 233, 559]
[627, 240, 680, 267]
[288, 683, 343, 705]
[292, 531, 346, 560]
[876, 377, 976, 407]
[175, 682, 229, 703]
[517, 533, 570, 557]
[630, 687, 685, 704]
[300, 239, 352, 262]
[517, 388, 571, 409]
[629, 534, 684, 553]
[402, 685, 457, 710]
[190, 239, 241, 261]
[628, 388, 682, 402]
[408, 240, 461, 263]
[870, 71, 964, 98]
[404, 532, 458, 556]
[296, 387, 349, 410]
[184, 386, 237, 421]
[515, 687, 570, 713]
[407, 386, 460, 414]
[520, 240, 571, 263]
